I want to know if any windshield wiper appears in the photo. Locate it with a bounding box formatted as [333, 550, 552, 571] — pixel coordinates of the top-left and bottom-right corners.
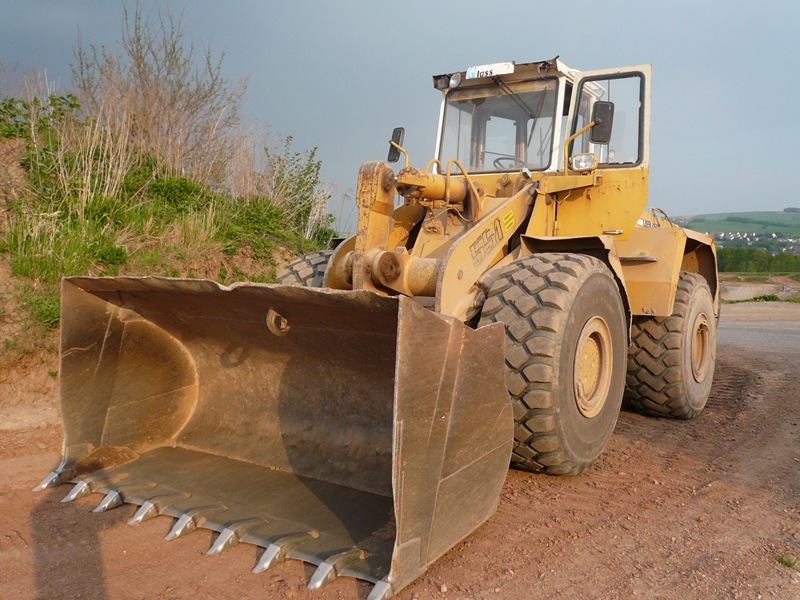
[494, 77, 548, 147]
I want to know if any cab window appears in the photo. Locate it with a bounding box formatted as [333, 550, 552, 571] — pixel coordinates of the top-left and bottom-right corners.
[439, 78, 558, 172]
[571, 74, 643, 166]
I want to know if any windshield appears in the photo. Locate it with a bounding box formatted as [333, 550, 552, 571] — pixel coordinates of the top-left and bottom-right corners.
[438, 78, 558, 172]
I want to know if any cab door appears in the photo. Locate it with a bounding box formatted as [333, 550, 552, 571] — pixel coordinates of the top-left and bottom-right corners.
[567, 64, 651, 170]
[554, 65, 652, 240]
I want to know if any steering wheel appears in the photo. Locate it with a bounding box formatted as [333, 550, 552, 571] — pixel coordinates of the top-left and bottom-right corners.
[492, 156, 525, 170]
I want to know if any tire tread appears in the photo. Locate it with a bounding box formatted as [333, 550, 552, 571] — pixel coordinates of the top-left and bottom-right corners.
[276, 250, 333, 287]
[624, 271, 714, 419]
[480, 253, 622, 475]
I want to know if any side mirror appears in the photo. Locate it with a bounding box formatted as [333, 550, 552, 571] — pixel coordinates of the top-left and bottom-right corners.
[387, 127, 405, 163]
[590, 101, 614, 144]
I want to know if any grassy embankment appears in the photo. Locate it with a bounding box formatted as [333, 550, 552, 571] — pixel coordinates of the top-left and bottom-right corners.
[0, 8, 335, 363]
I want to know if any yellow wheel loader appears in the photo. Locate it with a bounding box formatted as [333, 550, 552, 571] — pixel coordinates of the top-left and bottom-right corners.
[37, 58, 718, 598]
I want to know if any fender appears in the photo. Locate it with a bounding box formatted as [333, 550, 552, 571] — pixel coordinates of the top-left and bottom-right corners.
[519, 234, 633, 341]
[682, 229, 720, 316]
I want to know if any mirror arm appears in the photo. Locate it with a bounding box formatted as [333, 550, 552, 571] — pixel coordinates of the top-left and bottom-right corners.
[562, 121, 596, 173]
[389, 141, 410, 170]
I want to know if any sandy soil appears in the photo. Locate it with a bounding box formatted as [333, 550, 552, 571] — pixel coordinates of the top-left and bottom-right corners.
[1, 300, 800, 599]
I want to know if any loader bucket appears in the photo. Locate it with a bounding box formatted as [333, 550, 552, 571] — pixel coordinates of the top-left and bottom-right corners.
[37, 276, 512, 598]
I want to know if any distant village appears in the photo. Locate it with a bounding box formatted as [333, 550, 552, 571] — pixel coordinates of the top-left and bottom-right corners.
[673, 211, 800, 255]
[668, 225, 800, 271]
[708, 231, 799, 254]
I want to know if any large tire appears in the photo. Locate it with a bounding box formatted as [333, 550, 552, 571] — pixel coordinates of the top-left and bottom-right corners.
[276, 250, 333, 287]
[625, 271, 716, 419]
[479, 253, 627, 475]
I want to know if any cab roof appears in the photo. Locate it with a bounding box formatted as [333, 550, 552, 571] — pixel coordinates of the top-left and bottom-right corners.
[432, 57, 577, 91]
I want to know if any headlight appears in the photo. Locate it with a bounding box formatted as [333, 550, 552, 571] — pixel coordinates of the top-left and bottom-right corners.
[570, 153, 597, 172]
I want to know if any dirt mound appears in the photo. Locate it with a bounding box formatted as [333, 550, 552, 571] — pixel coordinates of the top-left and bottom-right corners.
[720, 274, 800, 301]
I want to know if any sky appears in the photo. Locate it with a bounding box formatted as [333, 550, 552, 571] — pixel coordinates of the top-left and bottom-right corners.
[2, 0, 798, 229]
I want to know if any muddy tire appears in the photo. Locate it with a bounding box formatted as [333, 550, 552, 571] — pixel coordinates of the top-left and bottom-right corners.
[479, 253, 627, 475]
[625, 271, 716, 419]
[276, 250, 333, 287]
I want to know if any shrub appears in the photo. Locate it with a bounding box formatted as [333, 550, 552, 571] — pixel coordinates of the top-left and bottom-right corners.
[148, 176, 210, 215]
[22, 287, 61, 329]
[96, 245, 128, 266]
[72, 6, 245, 186]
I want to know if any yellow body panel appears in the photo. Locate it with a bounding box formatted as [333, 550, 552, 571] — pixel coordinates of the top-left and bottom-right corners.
[614, 224, 686, 317]
[529, 169, 649, 240]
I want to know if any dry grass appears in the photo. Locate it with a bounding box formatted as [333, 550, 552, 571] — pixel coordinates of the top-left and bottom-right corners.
[0, 5, 335, 337]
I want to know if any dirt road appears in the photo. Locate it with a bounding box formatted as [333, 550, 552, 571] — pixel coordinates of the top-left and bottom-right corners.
[1, 302, 799, 599]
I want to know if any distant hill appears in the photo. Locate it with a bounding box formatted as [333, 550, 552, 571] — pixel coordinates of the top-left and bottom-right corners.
[672, 209, 800, 255]
[673, 210, 800, 237]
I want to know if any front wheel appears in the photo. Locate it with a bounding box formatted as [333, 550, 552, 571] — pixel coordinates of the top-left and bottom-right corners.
[625, 271, 717, 419]
[479, 253, 627, 475]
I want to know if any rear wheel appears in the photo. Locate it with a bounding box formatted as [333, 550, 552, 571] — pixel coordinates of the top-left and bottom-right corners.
[479, 253, 627, 475]
[625, 271, 716, 419]
[276, 250, 333, 287]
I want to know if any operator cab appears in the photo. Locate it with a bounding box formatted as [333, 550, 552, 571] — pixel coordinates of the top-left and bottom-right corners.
[432, 59, 647, 174]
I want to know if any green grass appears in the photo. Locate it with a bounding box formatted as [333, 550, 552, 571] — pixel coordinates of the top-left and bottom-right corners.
[778, 555, 797, 569]
[724, 294, 800, 305]
[0, 285, 60, 365]
[0, 11, 342, 352]
[20, 285, 61, 329]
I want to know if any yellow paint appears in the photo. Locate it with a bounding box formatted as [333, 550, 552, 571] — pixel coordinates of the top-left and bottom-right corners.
[614, 224, 685, 316]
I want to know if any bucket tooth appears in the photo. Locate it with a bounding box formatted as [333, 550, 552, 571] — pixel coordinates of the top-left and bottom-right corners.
[308, 548, 365, 590]
[183, 505, 227, 530]
[206, 519, 262, 556]
[128, 493, 187, 526]
[62, 481, 91, 503]
[206, 518, 265, 556]
[129, 501, 158, 525]
[367, 580, 394, 600]
[307, 562, 337, 590]
[252, 532, 314, 574]
[93, 490, 123, 513]
[253, 544, 283, 574]
[164, 514, 196, 541]
[34, 471, 63, 492]
[207, 528, 237, 556]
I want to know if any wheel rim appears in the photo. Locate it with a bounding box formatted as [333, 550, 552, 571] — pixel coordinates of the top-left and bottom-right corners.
[573, 316, 613, 418]
[691, 312, 711, 382]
